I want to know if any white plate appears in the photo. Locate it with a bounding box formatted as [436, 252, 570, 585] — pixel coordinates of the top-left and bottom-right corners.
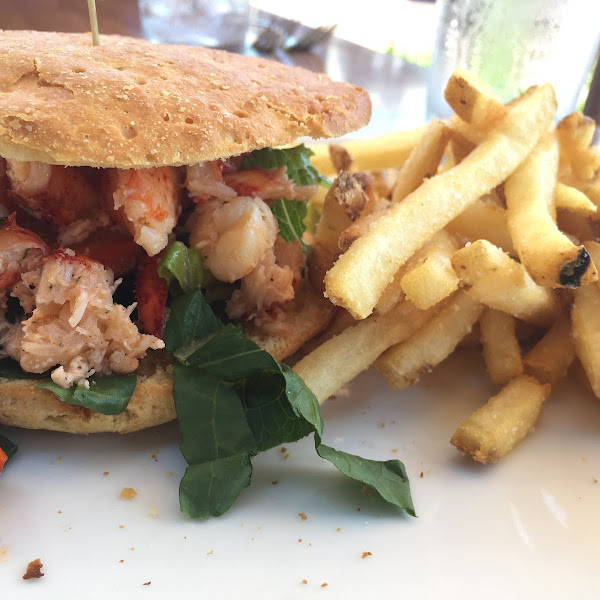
[1, 349, 600, 599]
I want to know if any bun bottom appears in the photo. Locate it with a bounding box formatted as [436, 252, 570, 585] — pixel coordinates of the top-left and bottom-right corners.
[0, 278, 335, 434]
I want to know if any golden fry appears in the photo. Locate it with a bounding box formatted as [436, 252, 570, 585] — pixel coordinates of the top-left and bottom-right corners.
[391, 119, 449, 203]
[446, 192, 517, 257]
[451, 239, 560, 327]
[375, 292, 482, 390]
[523, 315, 575, 385]
[479, 308, 523, 385]
[325, 84, 557, 319]
[450, 375, 551, 463]
[444, 69, 507, 129]
[555, 182, 598, 217]
[293, 300, 438, 404]
[309, 127, 426, 177]
[399, 231, 459, 309]
[505, 132, 597, 288]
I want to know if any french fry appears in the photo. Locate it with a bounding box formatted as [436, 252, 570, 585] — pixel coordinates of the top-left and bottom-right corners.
[451, 239, 560, 327]
[374, 291, 482, 390]
[325, 83, 557, 319]
[450, 375, 551, 463]
[557, 112, 596, 167]
[504, 132, 597, 288]
[293, 300, 438, 404]
[571, 282, 600, 398]
[523, 315, 575, 385]
[309, 127, 426, 177]
[444, 69, 507, 129]
[391, 119, 449, 203]
[446, 192, 517, 257]
[399, 231, 459, 309]
[375, 230, 457, 314]
[555, 182, 598, 217]
[448, 128, 476, 164]
[479, 308, 523, 385]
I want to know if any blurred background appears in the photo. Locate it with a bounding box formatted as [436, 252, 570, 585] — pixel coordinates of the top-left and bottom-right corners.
[1, 0, 599, 137]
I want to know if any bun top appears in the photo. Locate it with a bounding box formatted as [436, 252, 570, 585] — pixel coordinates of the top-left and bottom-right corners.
[0, 31, 371, 168]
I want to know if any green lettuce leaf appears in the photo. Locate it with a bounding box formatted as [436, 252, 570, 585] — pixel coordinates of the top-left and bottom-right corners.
[158, 241, 212, 294]
[271, 199, 309, 251]
[37, 375, 137, 415]
[167, 289, 415, 519]
[0, 434, 18, 463]
[240, 144, 330, 188]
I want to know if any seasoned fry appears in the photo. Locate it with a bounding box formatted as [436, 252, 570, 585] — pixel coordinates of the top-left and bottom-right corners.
[444, 69, 507, 129]
[399, 231, 459, 309]
[375, 230, 456, 314]
[450, 375, 551, 463]
[375, 292, 482, 390]
[325, 84, 557, 319]
[505, 132, 597, 288]
[293, 300, 437, 404]
[479, 308, 522, 385]
[555, 182, 598, 217]
[391, 119, 449, 203]
[523, 315, 575, 385]
[309, 127, 426, 177]
[446, 192, 517, 257]
[451, 239, 560, 327]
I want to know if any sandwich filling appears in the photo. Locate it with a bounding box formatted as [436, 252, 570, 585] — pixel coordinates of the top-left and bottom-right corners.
[0, 147, 322, 389]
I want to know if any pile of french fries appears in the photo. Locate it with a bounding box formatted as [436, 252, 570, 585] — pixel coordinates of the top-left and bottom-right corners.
[298, 69, 600, 464]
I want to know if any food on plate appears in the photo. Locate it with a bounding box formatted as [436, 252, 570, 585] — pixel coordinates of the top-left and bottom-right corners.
[298, 72, 600, 466]
[0, 31, 423, 520]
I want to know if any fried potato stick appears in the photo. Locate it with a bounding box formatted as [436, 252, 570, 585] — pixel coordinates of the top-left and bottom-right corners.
[309, 127, 426, 177]
[391, 119, 449, 203]
[451, 239, 560, 327]
[479, 308, 523, 385]
[504, 132, 597, 288]
[293, 300, 437, 404]
[375, 291, 482, 390]
[444, 69, 507, 130]
[555, 182, 598, 217]
[399, 230, 459, 309]
[523, 315, 575, 386]
[325, 83, 557, 319]
[450, 375, 551, 463]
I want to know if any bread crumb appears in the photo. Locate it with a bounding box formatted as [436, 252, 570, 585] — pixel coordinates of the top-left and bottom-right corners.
[0, 546, 9, 563]
[143, 581, 151, 586]
[298, 538, 302, 543]
[130, 547, 135, 551]
[103, 471, 109, 476]
[165, 470, 173, 477]
[151, 454, 158, 462]
[301, 579, 308, 585]
[23, 558, 44, 580]
[57, 510, 62, 514]
[207, 550, 214, 556]
[390, 448, 398, 453]
[298, 512, 307, 521]
[53, 456, 62, 465]
[280, 447, 287, 453]
[361, 551, 372, 559]
[321, 583, 328, 588]
[593, 477, 598, 484]
[420, 472, 424, 478]
[271, 480, 278, 485]
[377, 422, 385, 429]
[149, 506, 159, 518]
[119, 559, 124, 563]
[120, 487, 137, 500]
[119, 524, 125, 529]
[336, 528, 341, 532]
[283, 453, 290, 460]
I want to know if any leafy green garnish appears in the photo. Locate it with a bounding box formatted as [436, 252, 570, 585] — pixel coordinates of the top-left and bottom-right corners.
[166, 289, 416, 519]
[158, 241, 212, 295]
[0, 434, 18, 463]
[240, 144, 331, 188]
[37, 375, 137, 415]
[271, 199, 309, 251]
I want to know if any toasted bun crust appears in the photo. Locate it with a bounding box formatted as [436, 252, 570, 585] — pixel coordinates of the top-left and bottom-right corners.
[0, 30, 371, 168]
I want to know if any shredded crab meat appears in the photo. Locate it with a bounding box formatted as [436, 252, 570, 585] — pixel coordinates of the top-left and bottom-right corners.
[186, 162, 237, 202]
[226, 238, 304, 320]
[5, 250, 163, 388]
[189, 195, 278, 282]
[107, 166, 181, 256]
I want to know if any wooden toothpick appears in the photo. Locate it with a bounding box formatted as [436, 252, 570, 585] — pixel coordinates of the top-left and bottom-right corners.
[87, 0, 100, 46]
